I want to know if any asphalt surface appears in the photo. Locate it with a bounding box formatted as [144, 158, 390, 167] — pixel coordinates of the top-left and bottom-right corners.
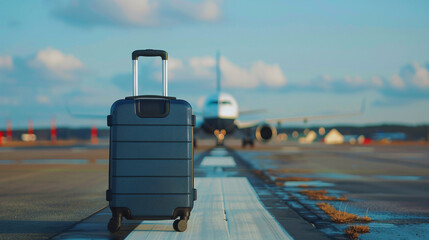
[0, 147, 109, 240]
[0, 140, 428, 239]
[237, 142, 429, 239]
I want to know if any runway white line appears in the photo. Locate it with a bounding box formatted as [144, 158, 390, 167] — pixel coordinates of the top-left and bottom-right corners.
[210, 148, 228, 156]
[71, 147, 88, 152]
[281, 146, 301, 153]
[349, 147, 375, 153]
[0, 148, 13, 152]
[374, 153, 426, 158]
[201, 156, 236, 167]
[125, 178, 292, 240]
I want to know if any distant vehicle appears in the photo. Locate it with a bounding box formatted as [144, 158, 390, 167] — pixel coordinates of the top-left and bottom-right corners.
[372, 132, 407, 141]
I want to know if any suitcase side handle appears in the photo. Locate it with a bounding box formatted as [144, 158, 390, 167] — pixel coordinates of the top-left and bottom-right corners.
[132, 49, 168, 97]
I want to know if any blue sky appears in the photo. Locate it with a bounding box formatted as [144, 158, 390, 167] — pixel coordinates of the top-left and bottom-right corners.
[1, 0, 429, 128]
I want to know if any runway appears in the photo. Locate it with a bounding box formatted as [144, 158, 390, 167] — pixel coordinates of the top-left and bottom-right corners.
[0, 141, 428, 239]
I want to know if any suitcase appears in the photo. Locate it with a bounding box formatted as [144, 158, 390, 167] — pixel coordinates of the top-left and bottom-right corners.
[106, 49, 197, 233]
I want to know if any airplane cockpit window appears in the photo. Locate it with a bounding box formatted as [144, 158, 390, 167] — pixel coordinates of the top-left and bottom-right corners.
[209, 100, 218, 105]
[221, 101, 231, 105]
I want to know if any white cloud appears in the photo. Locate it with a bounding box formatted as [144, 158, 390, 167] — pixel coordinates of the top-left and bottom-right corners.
[219, 57, 257, 87]
[188, 56, 287, 88]
[152, 57, 183, 80]
[197, 96, 206, 109]
[169, 58, 184, 72]
[251, 61, 287, 87]
[0, 96, 18, 106]
[220, 57, 287, 88]
[29, 48, 83, 81]
[152, 55, 287, 88]
[371, 76, 383, 87]
[110, 0, 159, 26]
[189, 56, 216, 77]
[391, 63, 429, 89]
[307, 63, 429, 95]
[0, 56, 13, 70]
[344, 76, 365, 86]
[53, 0, 222, 27]
[322, 75, 333, 81]
[411, 63, 429, 88]
[85, 0, 159, 26]
[391, 74, 405, 89]
[37, 95, 51, 104]
[171, 0, 222, 22]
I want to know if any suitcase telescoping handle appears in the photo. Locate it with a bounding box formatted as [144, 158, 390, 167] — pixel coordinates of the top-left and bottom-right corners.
[132, 49, 168, 97]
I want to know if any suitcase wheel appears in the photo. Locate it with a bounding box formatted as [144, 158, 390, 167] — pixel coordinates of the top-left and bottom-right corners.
[173, 219, 187, 232]
[108, 217, 121, 233]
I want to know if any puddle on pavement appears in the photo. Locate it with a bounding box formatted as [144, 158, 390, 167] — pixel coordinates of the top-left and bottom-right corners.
[361, 223, 429, 240]
[21, 159, 89, 164]
[273, 172, 362, 180]
[325, 201, 429, 222]
[313, 173, 362, 180]
[285, 180, 335, 187]
[0, 160, 17, 164]
[287, 201, 305, 209]
[314, 203, 429, 239]
[369, 223, 395, 228]
[0, 159, 109, 165]
[375, 175, 421, 181]
[238, 150, 429, 239]
[96, 159, 109, 164]
[236, 152, 282, 170]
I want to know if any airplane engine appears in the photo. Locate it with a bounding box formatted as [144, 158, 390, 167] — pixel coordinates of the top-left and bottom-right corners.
[255, 124, 277, 143]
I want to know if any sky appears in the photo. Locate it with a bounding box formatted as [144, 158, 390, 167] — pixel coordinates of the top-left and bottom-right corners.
[0, 0, 429, 128]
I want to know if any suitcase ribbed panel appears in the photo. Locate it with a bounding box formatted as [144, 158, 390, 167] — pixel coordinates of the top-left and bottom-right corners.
[112, 195, 191, 217]
[112, 177, 191, 194]
[113, 160, 190, 177]
[108, 98, 194, 219]
[112, 142, 191, 159]
[112, 125, 191, 142]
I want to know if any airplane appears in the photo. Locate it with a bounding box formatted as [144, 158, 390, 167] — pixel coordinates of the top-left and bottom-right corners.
[68, 51, 364, 147]
[196, 51, 364, 147]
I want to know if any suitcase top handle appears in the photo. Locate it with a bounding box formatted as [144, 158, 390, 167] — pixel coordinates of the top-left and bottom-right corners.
[132, 50, 168, 60]
[132, 49, 168, 97]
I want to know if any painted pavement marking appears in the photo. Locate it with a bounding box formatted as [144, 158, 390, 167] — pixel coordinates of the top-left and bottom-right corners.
[125, 177, 292, 240]
[201, 156, 237, 167]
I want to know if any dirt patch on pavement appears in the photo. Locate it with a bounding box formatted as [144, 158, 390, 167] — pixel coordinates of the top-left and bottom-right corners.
[317, 202, 371, 223]
[299, 190, 347, 201]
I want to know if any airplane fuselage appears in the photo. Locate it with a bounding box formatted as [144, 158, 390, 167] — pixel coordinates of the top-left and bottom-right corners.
[201, 92, 238, 135]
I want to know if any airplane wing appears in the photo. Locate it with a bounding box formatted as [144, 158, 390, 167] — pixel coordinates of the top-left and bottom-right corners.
[66, 104, 106, 119]
[235, 100, 365, 129]
[238, 109, 266, 116]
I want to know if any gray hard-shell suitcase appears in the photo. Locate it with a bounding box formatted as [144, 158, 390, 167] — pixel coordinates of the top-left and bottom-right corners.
[106, 49, 197, 233]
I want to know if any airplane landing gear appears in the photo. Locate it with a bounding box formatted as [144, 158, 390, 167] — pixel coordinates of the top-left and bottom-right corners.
[242, 139, 254, 148]
[216, 138, 225, 146]
[215, 129, 226, 146]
